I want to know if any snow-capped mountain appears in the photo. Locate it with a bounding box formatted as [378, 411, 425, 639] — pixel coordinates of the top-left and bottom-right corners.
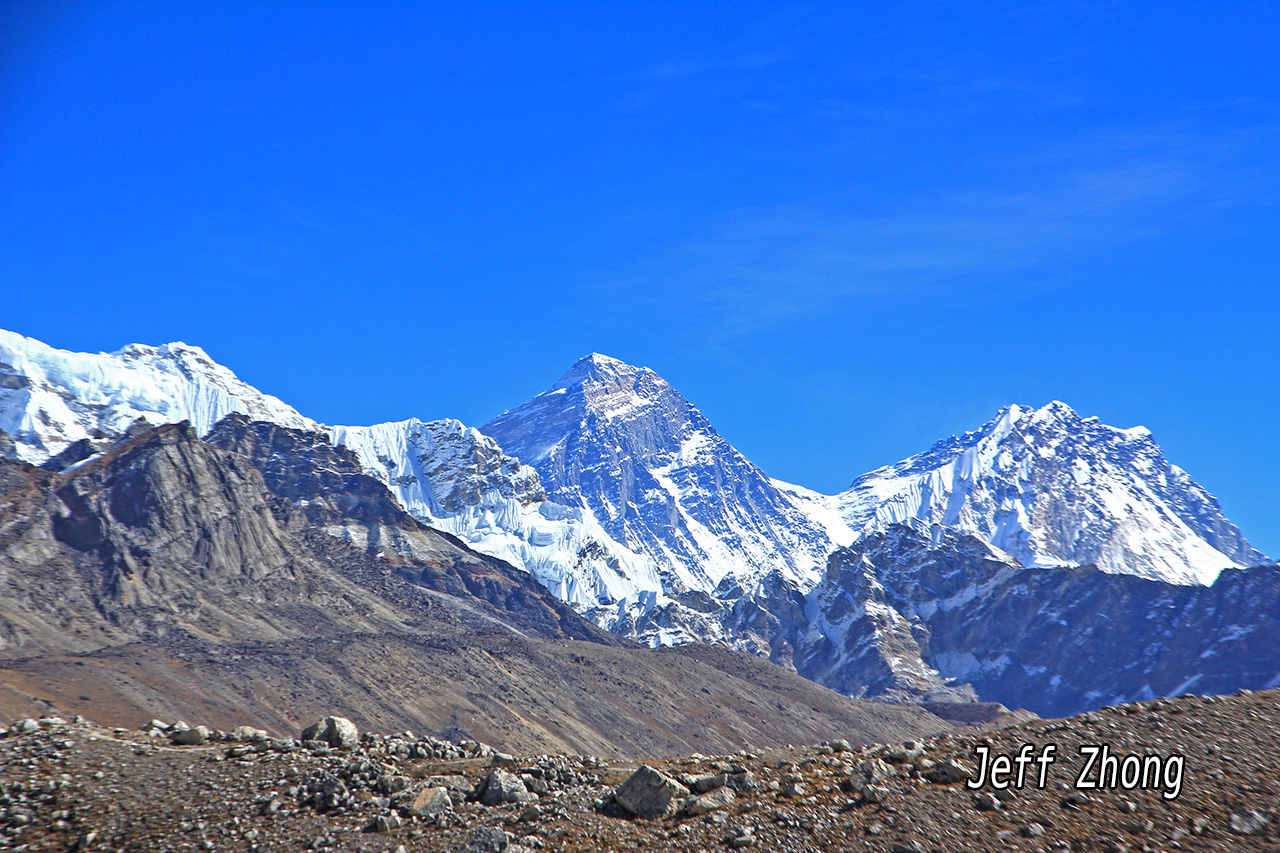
[0, 329, 315, 463]
[480, 353, 841, 597]
[329, 416, 665, 614]
[6, 328, 1276, 709]
[837, 401, 1264, 585]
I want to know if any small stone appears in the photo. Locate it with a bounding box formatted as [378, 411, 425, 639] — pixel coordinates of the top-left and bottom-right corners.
[1060, 791, 1090, 809]
[781, 780, 806, 797]
[890, 842, 926, 853]
[861, 784, 890, 803]
[1229, 809, 1271, 835]
[1022, 823, 1045, 837]
[974, 791, 1001, 811]
[373, 813, 403, 832]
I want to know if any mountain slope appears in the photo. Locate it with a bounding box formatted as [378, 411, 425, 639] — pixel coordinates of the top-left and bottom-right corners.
[0, 417, 949, 754]
[329, 417, 662, 614]
[837, 401, 1265, 584]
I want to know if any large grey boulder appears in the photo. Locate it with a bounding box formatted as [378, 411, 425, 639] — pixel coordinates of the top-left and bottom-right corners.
[170, 725, 210, 745]
[614, 765, 690, 820]
[406, 786, 453, 818]
[478, 771, 535, 806]
[300, 716, 359, 749]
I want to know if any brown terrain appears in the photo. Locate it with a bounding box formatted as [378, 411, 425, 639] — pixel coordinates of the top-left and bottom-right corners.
[1, 688, 1278, 852]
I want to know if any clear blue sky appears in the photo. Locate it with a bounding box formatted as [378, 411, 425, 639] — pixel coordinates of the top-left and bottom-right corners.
[3, 2, 1278, 556]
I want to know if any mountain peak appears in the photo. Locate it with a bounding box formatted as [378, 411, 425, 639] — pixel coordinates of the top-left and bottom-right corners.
[840, 401, 1264, 583]
[552, 353, 650, 391]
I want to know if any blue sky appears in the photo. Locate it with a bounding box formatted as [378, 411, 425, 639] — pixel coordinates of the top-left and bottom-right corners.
[3, 2, 1278, 555]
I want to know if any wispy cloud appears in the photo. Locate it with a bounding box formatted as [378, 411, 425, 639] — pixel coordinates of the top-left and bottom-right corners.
[601, 122, 1280, 338]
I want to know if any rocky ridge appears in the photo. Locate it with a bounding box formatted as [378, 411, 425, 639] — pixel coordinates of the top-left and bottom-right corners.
[784, 523, 1280, 716]
[0, 416, 950, 757]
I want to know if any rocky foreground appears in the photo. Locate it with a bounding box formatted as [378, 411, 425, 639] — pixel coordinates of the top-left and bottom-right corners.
[2, 690, 1279, 852]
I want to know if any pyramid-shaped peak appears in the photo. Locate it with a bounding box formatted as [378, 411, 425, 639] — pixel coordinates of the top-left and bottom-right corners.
[576, 352, 631, 369]
[552, 352, 657, 390]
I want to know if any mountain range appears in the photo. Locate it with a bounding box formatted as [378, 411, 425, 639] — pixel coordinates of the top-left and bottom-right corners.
[0, 327, 1274, 719]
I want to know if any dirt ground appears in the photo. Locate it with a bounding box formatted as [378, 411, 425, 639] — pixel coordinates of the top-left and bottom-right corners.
[2, 688, 1279, 852]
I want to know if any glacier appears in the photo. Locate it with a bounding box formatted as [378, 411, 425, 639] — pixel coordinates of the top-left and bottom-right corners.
[0, 329, 314, 463]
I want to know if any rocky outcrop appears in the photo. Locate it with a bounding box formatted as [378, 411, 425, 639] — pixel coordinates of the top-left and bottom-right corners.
[798, 523, 1280, 716]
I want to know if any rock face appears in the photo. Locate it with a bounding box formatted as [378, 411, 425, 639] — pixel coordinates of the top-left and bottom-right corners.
[330, 417, 662, 617]
[836, 401, 1265, 584]
[205, 414, 622, 645]
[797, 523, 1280, 716]
[481, 354, 843, 642]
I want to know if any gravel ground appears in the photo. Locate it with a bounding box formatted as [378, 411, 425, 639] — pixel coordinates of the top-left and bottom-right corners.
[2, 688, 1279, 852]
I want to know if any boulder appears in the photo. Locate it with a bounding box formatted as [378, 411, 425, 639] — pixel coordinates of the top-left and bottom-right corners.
[299, 716, 359, 750]
[478, 771, 535, 806]
[232, 725, 269, 742]
[614, 765, 690, 820]
[682, 785, 735, 816]
[851, 757, 894, 785]
[406, 786, 452, 818]
[428, 775, 476, 797]
[171, 725, 210, 745]
[458, 826, 509, 852]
